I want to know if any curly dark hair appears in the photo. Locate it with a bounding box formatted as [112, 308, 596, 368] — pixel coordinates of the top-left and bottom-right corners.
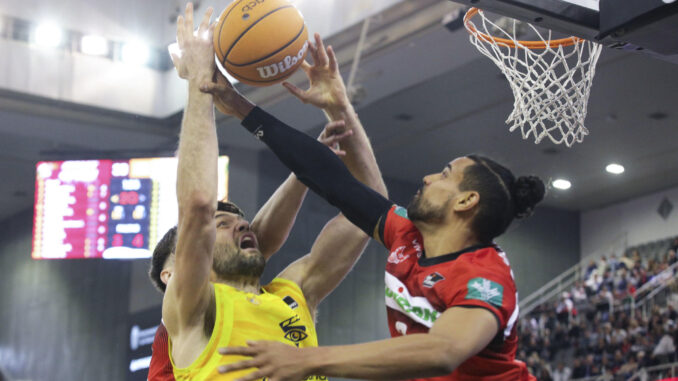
[147, 201, 245, 293]
[460, 155, 545, 243]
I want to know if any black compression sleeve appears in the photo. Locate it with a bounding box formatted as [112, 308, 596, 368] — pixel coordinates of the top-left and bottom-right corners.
[241, 107, 392, 236]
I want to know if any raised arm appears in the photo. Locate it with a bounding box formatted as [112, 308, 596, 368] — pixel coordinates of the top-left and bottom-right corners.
[201, 52, 392, 241]
[248, 127, 351, 260]
[282, 33, 385, 193]
[163, 4, 217, 337]
[271, 34, 389, 308]
[249, 174, 307, 259]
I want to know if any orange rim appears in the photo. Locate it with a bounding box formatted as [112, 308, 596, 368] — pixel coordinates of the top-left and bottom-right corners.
[463, 7, 584, 49]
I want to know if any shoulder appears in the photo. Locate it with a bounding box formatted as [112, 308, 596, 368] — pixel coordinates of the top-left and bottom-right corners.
[381, 205, 420, 248]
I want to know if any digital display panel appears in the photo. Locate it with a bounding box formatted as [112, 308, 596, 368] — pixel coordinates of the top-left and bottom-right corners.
[32, 157, 229, 259]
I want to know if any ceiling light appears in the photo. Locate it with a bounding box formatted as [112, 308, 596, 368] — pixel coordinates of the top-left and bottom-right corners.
[34, 23, 63, 47]
[606, 163, 625, 174]
[81, 35, 108, 56]
[121, 41, 150, 65]
[552, 179, 571, 190]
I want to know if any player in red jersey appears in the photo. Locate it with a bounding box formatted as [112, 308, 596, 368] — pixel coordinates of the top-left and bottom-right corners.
[202, 71, 545, 380]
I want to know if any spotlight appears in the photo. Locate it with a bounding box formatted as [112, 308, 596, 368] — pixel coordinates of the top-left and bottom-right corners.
[121, 41, 150, 65]
[81, 35, 109, 56]
[552, 179, 572, 190]
[605, 163, 625, 175]
[35, 23, 63, 48]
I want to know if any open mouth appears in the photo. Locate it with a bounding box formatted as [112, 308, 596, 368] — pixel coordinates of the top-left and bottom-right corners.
[239, 233, 257, 250]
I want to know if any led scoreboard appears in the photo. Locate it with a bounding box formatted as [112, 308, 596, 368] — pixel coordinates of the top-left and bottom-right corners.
[32, 157, 230, 259]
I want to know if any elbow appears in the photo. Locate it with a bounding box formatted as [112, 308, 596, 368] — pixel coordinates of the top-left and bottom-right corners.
[179, 193, 216, 221]
[435, 341, 467, 375]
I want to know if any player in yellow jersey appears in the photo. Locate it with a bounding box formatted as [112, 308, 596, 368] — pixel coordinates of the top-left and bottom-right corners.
[159, 3, 387, 380]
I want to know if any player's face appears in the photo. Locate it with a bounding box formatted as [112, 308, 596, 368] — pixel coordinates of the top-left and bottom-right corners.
[408, 157, 474, 223]
[211, 211, 265, 279]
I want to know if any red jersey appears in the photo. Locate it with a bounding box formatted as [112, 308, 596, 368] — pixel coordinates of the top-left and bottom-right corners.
[148, 322, 175, 381]
[380, 205, 534, 381]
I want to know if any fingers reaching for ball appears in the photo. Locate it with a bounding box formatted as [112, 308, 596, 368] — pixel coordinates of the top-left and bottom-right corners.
[318, 120, 353, 156]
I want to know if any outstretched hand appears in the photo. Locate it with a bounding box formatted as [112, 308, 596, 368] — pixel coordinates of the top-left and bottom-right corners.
[200, 72, 255, 120]
[283, 33, 351, 112]
[168, 3, 215, 83]
[218, 341, 315, 381]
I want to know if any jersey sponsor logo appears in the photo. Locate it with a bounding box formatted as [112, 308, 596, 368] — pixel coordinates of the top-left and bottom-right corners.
[412, 239, 423, 258]
[394, 206, 409, 219]
[283, 295, 299, 309]
[387, 245, 409, 264]
[385, 272, 441, 328]
[279, 316, 308, 346]
[422, 272, 445, 288]
[465, 278, 504, 307]
[395, 321, 408, 335]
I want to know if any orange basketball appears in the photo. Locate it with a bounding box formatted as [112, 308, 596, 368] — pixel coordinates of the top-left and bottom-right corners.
[214, 0, 308, 86]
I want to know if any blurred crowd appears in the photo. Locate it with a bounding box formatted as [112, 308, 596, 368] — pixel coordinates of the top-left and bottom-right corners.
[516, 238, 678, 381]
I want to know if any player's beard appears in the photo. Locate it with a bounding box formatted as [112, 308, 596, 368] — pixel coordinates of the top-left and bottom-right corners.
[407, 189, 451, 224]
[212, 242, 265, 279]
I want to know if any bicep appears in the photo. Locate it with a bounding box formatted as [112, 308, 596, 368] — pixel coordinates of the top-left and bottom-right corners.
[429, 307, 499, 364]
[163, 213, 215, 334]
[278, 214, 369, 308]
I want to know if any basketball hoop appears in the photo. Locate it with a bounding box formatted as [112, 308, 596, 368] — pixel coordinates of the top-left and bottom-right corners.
[464, 8, 602, 146]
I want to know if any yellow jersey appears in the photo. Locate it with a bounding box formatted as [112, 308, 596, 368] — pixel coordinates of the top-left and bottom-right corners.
[169, 277, 325, 380]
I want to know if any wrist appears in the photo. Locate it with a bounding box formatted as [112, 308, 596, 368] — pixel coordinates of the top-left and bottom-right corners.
[302, 346, 330, 376]
[229, 93, 256, 120]
[324, 100, 355, 121]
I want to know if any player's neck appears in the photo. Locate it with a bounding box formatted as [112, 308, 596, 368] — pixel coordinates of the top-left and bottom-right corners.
[215, 275, 261, 294]
[416, 221, 479, 258]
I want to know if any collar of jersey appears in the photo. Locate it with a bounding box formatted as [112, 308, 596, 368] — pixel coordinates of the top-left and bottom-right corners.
[418, 243, 496, 267]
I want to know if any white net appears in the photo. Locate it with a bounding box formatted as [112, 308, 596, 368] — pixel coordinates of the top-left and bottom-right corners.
[465, 9, 603, 146]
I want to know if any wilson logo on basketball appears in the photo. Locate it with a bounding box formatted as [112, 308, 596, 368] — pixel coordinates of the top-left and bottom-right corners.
[256, 42, 308, 79]
[242, 0, 265, 13]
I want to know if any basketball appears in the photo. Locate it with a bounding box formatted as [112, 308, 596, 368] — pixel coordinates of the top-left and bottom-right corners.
[213, 0, 308, 86]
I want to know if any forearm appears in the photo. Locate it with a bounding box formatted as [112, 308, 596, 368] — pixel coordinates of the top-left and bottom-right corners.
[241, 107, 392, 236]
[325, 104, 387, 197]
[177, 81, 217, 213]
[305, 334, 458, 380]
[250, 173, 308, 259]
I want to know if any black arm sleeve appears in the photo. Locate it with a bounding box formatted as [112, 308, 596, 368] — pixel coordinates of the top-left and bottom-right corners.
[241, 107, 392, 236]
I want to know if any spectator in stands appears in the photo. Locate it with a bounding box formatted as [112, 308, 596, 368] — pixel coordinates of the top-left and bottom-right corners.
[586, 272, 603, 294]
[585, 259, 598, 279]
[571, 281, 587, 302]
[651, 326, 676, 364]
[618, 352, 639, 379]
[551, 362, 571, 381]
[620, 252, 635, 270]
[571, 357, 586, 378]
[665, 249, 676, 266]
[598, 255, 610, 277]
[609, 254, 620, 272]
[556, 292, 574, 323]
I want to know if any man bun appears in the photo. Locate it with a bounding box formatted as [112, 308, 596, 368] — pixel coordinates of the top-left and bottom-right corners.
[512, 175, 545, 219]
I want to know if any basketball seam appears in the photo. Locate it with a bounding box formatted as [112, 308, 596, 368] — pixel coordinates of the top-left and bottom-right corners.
[227, 23, 306, 67]
[223, 5, 294, 66]
[217, 0, 249, 59]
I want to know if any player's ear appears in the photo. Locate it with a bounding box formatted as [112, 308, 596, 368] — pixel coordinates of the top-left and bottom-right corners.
[161, 268, 173, 285]
[454, 191, 479, 212]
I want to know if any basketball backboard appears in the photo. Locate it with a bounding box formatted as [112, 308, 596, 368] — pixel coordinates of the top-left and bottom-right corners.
[448, 0, 678, 64]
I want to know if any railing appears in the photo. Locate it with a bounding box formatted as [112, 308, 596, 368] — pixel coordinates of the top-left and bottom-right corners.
[631, 262, 678, 319]
[519, 231, 629, 316]
[628, 361, 678, 381]
[569, 362, 678, 381]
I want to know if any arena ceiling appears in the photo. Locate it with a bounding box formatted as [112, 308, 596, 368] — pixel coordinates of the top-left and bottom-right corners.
[0, 0, 677, 222]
